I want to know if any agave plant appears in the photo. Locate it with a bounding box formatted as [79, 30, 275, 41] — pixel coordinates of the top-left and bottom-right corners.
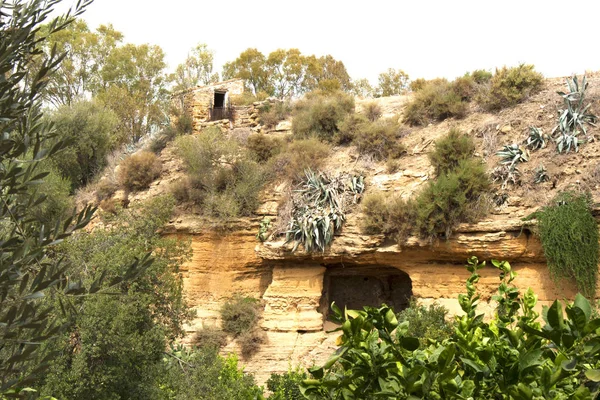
[555, 131, 580, 153]
[524, 126, 547, 150]
[552, 75, 597, 143]
[285, 169, 365, 252]
[496, 144, 529, 170]
[491, 164, 521, 189]
[533, 164, 550, 184]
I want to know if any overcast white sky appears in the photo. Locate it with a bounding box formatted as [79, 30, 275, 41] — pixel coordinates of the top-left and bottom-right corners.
[60, 0, 600, 84]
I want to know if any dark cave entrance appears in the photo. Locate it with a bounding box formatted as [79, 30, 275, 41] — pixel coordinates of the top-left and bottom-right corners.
[320, 265, 413, 322]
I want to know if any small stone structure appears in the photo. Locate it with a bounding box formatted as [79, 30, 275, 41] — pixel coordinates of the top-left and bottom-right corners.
[171, 79, 287, 133]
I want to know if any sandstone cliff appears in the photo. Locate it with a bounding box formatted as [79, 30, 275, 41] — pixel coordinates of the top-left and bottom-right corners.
[104, 75, 600, 385]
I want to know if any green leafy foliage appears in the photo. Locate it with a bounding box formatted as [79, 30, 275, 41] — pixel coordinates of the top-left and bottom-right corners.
[158, 345, 264, 400]
[529, 191, 599, 298]
[478, 64, 543, 111]
[39, 195, 191, 399]
[376, 68, 409, 97]
[48, 100, 119, 190]
[428, 128, 476, 175]
[292, 91, 355, 141]
[256, 217, 271, 242]
[270, 138, 331, 183]
[361, 129, 490, 241]
[267, 369, 307, 400]
[302, 257, 600, 399]
[397, 299, 454, 346]
[246, 133, 284, 163]
[285, 170, 365, 252]
[0, 0, 153, 394]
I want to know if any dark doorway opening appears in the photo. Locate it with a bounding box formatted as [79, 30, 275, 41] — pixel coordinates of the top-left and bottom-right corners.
[213, 91, 226, 108]
[320, 265, 412, 322]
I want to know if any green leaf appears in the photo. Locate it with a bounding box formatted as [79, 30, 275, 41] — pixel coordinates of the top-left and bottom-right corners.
[547, 300, 564, 330]
[573, 293, 592, 322]
[585, 369, 600, 382]
[400, 337, 419, 352]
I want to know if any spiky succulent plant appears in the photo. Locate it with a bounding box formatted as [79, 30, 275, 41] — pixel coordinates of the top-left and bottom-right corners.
[496, 144, 529, 170]
[533, 164, 550, 184]
[555, 131, 580, 153]
[524, 126, 547, 150]
[285, 169, 365, 252]
[553, 75, 597, 138]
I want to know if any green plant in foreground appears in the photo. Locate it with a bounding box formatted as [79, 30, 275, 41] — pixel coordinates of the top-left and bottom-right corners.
[285, 169, 364, 252]
[301, 257, 600, 399]
[527, 191, 599, 298]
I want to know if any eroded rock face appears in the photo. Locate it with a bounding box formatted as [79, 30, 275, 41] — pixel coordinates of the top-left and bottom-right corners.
[161, 76, 600, 384]
[172, 207, 591, 385]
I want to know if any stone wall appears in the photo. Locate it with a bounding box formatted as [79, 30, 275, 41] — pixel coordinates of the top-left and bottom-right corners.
[171, 79, 245, 132]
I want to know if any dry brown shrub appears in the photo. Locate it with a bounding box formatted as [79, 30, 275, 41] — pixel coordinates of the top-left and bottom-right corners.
[117, 151, 162, 191]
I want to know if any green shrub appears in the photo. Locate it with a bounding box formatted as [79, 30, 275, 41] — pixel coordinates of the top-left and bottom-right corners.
[267, 369, 307, 400]
[238, 328, 267, 359]
[414, 158, 490, 238]
[397, 299, 454, 345]
[292, 90, 354, 141]
[174, 128, 265, 218]
[336, 113, 368, 145]
[451, 75, 477, 101]
[259, 101, 292, 129]
[470, 69, 492, 84]
[176, 111, 193, 134]
[29, 163, 73, 226]
[363, 101, 382, 121]
[118, 151, 162, 191]
[403, 78, 468, 126]
[428, 128, 476, 175]
[360, 192, 416, 243]
[49, 100, 119, 190]
[270, 138, 331, 182]
[531, 191, 599, 298]
[220, 295, 260, 336]
[354, 118, 406, 160]
[150, 125, 179, 154]
[478, 64, 543, 111]
[192, 327, 228, 350]
[159, 346, 263, 400]
[409, 78, 428, 92]
[246, 133, 284, 162]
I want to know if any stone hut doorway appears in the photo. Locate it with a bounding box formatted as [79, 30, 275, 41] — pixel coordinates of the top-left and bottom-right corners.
[320, 265, 412, 324]
[214, 91, 226, 108]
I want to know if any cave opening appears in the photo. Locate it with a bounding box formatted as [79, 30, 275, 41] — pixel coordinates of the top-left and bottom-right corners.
[320, 265, 413, 324]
